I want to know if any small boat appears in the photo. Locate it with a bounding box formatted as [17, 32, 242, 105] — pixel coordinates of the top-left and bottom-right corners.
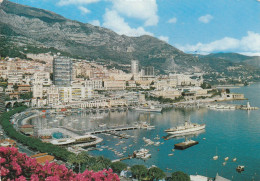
[213, 156, 219, 160]
[233, 158, 237, 162]
[154, 142, 160, 146]
[203, 138, 206, 140]
[141, 153, 151, 160]
[168, 153, 174, 156]
[224, 157, 229, 161]
[98, 123, 106, 127]
[213, 148, 218, 160]
[171, 149, 175, 152]
[154, 135, 160, 140]
[236, 165, 245, 173]
[222, 162, 226, 166]
[134, 148, 149, 158]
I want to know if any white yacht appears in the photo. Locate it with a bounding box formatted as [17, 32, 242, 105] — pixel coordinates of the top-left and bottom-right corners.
[134, 105, 162, 112]
[139, 122, 155, 129]
[98, 123, 106, 127]
[134, 148, 149, 158]
[165, 120, 205, 135]
[141, 153, 151, 159]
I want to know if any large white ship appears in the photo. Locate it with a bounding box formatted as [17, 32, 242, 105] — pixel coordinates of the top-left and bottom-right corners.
[165, 120, 205, 135]
[134, 105, 162, 112]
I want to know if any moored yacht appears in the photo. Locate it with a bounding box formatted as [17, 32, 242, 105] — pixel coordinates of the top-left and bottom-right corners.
[133, 148, 149, 158]
[134, 105, 162, 112]
[165, 120, 205, 135]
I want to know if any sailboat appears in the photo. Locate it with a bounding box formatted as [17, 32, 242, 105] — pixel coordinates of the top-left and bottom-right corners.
[213, 147, 219, 160]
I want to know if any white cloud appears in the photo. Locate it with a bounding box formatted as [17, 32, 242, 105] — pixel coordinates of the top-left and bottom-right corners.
[198, 14, 213, 23]
[102, 9, 153, 37]
[111, 0, 159, 26]
[167, 17, 177, 24]
[177, 31, 260, 55]
[159, 36, 169, 43]
[58, 0, 99, 6]
[78, 6, 90, 14]
[89, 20, 101, 26]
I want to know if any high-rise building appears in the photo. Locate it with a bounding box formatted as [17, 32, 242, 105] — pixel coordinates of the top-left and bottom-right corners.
[0, 87, 5, 113]
[53, 57, 72, 87]
[131, 60, 139, 74]
[144, 66, 155, 77]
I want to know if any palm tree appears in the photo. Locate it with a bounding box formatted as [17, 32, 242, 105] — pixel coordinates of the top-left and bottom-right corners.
[68, 152, 89, 173]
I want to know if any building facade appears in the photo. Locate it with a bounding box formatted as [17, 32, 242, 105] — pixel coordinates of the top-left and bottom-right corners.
[131, 60, 139, 74]
[53, 57, 72, 87]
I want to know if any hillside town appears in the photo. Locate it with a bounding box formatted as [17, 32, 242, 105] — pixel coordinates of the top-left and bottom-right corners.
[0, 53, 245, 112]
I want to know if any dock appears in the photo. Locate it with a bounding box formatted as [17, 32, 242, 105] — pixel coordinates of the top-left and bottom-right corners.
[85, 126, 139, 135]
[174, 140, 199, 150]
[112, 155, 134, 163]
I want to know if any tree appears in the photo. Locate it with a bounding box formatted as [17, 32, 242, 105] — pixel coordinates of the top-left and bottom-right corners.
[171, 171, 190, 181]
[68, 152, 89, 173]
[200, 82, 211, 89]
[226, 89, 230, 93]
[131, 165, 148, 180]
[111, 162, 127, 174]
[13, 83, 18, 90]
[148, 167, 165, 180]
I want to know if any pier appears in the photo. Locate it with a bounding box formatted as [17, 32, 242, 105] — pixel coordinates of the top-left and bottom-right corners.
[85, 126, 139, 135]
[112, 155, 134, 163]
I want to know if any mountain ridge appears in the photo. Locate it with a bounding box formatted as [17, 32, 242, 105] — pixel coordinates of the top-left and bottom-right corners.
[0, 0, 260, 81]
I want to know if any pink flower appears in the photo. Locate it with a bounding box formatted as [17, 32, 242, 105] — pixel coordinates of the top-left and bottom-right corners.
[15, 175, 26, 181]
[0, 166, 10, 176]
[0, 146, 120, 181]
[30, 174, 39, 181]
[0, 157, 6, 164]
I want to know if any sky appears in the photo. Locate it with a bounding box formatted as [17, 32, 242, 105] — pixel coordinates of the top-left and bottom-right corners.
[9, 0, 260, 56]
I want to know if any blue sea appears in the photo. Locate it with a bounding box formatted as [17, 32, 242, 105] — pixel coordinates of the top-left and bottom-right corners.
[33, 83, 260, 180]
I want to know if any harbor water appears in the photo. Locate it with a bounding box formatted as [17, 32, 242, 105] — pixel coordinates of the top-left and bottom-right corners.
[32, 83, 260, 180]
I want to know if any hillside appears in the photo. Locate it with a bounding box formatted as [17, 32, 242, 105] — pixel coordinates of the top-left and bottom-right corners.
[0, 0, 260, 80]
[205, 53, 260, 67]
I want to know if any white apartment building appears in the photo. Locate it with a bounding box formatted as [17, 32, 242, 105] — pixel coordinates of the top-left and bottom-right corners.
[33, 84, 43, 98]
[155, 79, 177, 90]
[32, 72, 51, 86]
[85, 79, 103, 90]
[7, 70, 23, 84]
[47, 86, 59, 107]
[152, 89, 182, 99]
[169, 74, 203, 87]
[103, 80, 126, 90]
[58, 86, 95, 103]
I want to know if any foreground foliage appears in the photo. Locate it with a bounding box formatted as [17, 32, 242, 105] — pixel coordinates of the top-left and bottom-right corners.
[0, 146, 119, 181]
[171, 171, 190, 181]
[0, 107, 72, 161]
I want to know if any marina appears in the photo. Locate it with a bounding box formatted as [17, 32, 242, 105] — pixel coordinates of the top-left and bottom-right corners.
[28, 83, 260, 180]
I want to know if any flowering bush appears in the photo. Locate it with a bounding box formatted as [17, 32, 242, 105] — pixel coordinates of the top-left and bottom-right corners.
[0, 147, 119, 181]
